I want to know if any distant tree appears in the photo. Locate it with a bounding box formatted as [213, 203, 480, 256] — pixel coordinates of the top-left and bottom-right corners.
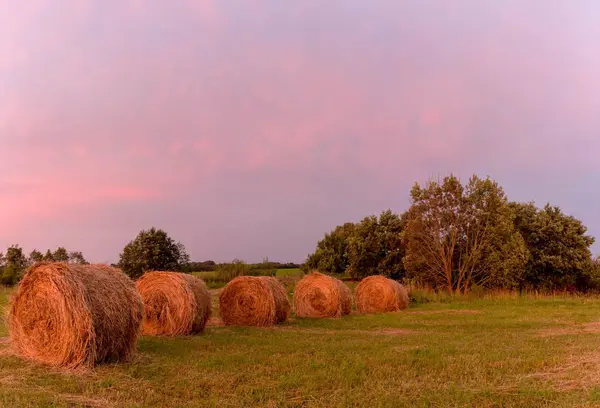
[184, 260, 217, 272]
[303, 222, 356, 274]
[53, 247, 70, 262]
[347, 210, 407, 279]
[29, 249, 43, 264]
[118, 227, 190, 279]
[1, 245, 28, 285]
[43, 249, 55, 262]
[402, 174, 528, 294]
[68, 251, 88, 265]
[511, 202, 596, 290]
[277, 262, 301, 269]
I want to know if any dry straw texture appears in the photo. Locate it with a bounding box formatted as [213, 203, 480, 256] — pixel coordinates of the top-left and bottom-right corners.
[293, 272, 352, 318]
[136, 271, 211, 336]
[355, 275, 409, 314]
[8, 262, 143, 369]
[219, 276, 290, 326]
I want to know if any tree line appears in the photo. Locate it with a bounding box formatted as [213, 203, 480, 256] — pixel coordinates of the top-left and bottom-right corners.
[0, 246, 88, 285]
[303, 174, 599, 293]
[0, 227, 301, 286]
[2, 173, 597, 293]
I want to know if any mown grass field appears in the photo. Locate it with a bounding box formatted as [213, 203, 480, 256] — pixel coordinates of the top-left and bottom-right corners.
[2, 284, 600, 407]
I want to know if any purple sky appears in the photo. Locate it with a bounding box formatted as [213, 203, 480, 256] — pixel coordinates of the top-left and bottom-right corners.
[1, 1, 599, 263]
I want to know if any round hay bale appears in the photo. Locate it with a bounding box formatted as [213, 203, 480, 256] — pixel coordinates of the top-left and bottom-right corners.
[355, 275, 409, 314]
[8, 262, 143, 369]
[293, 272, 352, 318]
[219, 276, 290, 326]
[136, 271, 212, 336]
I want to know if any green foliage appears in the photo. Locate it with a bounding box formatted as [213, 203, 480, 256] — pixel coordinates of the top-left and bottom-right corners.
[216, 259, 252, 280]
[184, 260, 217, 272]
[68, 251, 89, 265]
[346, 210, 407, 279]
[0, 246, 89, 286]
[303, 222, 356, 274]
[304, 212, 408, 279]
[0, 265, 18, 286]
[52, 247, 69, 262]
[118, 227, 190, 279]
[302, 173, 597, 292]
[250, 257, 278, 277]
[43, 249, 54, 262]
[28, 250, 43, 263]
[402, 174, 528, 294]
[511, 202, 597, 291]
[216, 258, 277, 281]
[0, 245, 28, 286]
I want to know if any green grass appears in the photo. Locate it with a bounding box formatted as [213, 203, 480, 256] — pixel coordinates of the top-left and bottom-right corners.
[192, 269, 305, 289]
[2, 287, 600, 407]
[276, 268, 304, 277]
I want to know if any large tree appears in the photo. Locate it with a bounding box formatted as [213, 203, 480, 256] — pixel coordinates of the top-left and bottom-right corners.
[118, 227, 190, 278]
[511, 202, 596, 290]
[347, 210, 407, 279]
[402, 174, 528, 294]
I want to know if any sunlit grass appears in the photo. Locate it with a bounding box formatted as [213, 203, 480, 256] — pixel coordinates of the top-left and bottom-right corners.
[2, 287, 600, 406]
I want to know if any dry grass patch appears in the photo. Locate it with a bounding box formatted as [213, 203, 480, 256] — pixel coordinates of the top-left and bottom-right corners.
[526, 351, 600, 391]
[537, 321, 600, 337]
[269, 326, 419, 336]
[405, 309, 482, 315]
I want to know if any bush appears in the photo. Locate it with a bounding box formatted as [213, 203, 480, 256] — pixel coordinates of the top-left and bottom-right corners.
[408, 288, 433, 304]
[216, 260, 252, 281]
[118, 228, 190, 279]
[0, 265, 18, 286]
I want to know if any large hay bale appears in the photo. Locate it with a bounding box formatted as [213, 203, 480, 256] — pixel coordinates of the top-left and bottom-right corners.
[293, 272, 352, 318]
[219, 276, 290, 326]
[136, 271, 211, 336]
[8, 262, 143, 369]
[355, 275, 409, 314]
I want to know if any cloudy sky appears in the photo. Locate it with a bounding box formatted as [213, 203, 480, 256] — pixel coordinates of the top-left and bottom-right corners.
[1, 1, 599, 263]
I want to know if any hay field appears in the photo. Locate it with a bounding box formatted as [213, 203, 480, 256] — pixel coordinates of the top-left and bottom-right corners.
[2, 285, 600, 407]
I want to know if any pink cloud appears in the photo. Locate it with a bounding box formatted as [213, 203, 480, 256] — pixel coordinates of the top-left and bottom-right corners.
[2, 1, 599, 260]
[0, 175, 161, 234]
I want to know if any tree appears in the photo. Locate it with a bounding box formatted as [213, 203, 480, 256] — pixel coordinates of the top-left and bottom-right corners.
[43, 249, 55, 262]
[68, 251, 88, 265]
[303, 222, 356, 274]
[346, 210, 407, 279]
[185, 260, 217, 272]
[402, 174, 528, 294]
[1, 245, 28, 285]
[53, 247, 70, 262]
[118, 227, 190, 278]
[511, 202, 596, 290]
[29, 250, 43, 263]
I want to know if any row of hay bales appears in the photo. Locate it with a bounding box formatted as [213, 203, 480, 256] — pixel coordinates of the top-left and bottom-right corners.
[7, 263, 408, 369]
[219, 272, 409, 325]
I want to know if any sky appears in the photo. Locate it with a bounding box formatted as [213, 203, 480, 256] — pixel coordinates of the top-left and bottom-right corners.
[1, 1, 599, 263]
